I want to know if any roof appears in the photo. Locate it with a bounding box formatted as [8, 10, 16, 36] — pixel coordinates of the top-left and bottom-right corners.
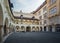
[32, 1, 47, 14]
[13, 16, 39, 21]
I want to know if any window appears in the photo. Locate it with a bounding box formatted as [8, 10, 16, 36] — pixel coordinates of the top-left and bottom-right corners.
[44, 13, 47, 18]
[40, 22, 42, 25]
[44, 14, 47, 18]
[49, 6, 57, 14]
[50, 0, 56, 4]
[39, 16, 42, 20]
[43, 6, 47, 12]
[44, 20, 47, 24]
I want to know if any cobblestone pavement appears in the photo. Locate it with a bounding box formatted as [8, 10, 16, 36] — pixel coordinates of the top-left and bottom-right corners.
[4, 32, 60, 43]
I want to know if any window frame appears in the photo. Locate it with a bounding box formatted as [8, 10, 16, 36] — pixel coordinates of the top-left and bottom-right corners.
[43, 6, 47, 12]
[49, 6, 57, 15]
[50, 0, 56, 5]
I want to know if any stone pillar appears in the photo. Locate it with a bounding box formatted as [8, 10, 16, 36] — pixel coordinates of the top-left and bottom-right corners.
[7, 27, 10, 34]
[6, 27, 9, 35]
[39, 27, 41, 31]
[38, 27, 40, 31]
[10, 27, 12, 33]
[39, 26, 40, 31]
[39, 21, 40, 31]
[14, 27, 16, 32]
[25, 26, 26, 32]
[52, 26, 56, 32]
[46, 26, 49, 32]
[34, 27, 36, 31]
[31, 26, 32, 32]
[42, 26, 44, 31]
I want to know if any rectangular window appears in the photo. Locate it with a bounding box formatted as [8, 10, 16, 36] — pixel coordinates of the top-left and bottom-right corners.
[50, 0, 56, 4]
[44, 20, 47, 24]
[39, 16, 42, 20]
[44, 13, 47, 18]
[43, 6, 47, 12]
[49, 6, 57, 14]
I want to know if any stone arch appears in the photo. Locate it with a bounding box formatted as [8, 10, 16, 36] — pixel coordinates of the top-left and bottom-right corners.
[21, 26, 25, 32]
[40, 27, 42, 31]
[32, 26, 35, 32]
[21, 26, 25, 29]
[0, 4, 3, 25]
[26, 26, 31, 32]
[0, 4, 3, 42]
[16, 26, 20, 32]
[36, 26, 39, 31]
[4, 18, 9, 36]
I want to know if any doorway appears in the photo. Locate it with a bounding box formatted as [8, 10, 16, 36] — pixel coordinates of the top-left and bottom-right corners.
[44, 26, 46, 31]
[26, 26, 31, 32]
[49, 26, 52, 32]
[56, 25, 60, 32]
[4, 24, 7, 36]
[40, 27, 42, 31]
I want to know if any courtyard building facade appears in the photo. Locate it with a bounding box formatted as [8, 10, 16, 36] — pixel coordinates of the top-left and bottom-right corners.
[0, 0, 60, 43]
[47, 0, 60, 32]
[32, 0, 60, 32]
[13, 11, 40, 32]
[0, 0, 14, 43]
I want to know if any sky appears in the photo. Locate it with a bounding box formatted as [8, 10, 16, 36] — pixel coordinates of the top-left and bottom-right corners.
[11, 0, 45, 13]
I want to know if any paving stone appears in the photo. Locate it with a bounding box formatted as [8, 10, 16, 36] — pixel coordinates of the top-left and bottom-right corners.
[4, 32, 60, 43]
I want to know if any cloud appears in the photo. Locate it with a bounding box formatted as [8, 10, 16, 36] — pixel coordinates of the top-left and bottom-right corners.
[17, 0, 28, 6]
[11, 0, 45, 13]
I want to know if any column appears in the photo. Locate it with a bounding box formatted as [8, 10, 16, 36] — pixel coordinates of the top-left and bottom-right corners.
[25, 26, 26, 32]
[14, 26, 16, 32]
[31, 26, 32, 32]
[7, 27, 10, 34]
[39, 26, 40, 31]
[52, 26, 56, 32]
[42, 26, 44, 31]
[46, 26, 49, 32]
[39, 26, 41, 31]
[20, 26, 21, 31]
[35, 26, 36, 32]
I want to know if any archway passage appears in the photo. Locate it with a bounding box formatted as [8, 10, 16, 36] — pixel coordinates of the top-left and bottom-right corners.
[21, 26, 25, 32]
[4, 24, 7, 36]
[49, 26, 52, 32]
[44, 26, 46, 31]
[16, 26, 19, 30]
[16, 26, 20, 32]
[0, 4, 3, 42]
[36, 27, 39, 31]
[26, 26, 31, 32]
[4, 18, 8, 36]
[40, 27, 42, 31]
[56, 24, 60, 32]
[32, 27, 35, 32]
